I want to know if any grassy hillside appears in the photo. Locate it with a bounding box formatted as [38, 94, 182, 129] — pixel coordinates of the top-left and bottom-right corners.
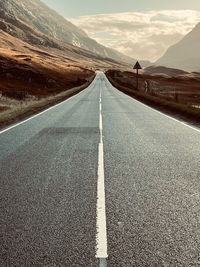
[0, 48, 95, 127]
[106, 69, 200, 125]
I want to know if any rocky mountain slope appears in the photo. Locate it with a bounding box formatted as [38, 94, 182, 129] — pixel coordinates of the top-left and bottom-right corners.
[0, 1, 131, 69]
[156, 22, 200, 72]
[0, 0, 134, 102]
[0, 0, 138, 64]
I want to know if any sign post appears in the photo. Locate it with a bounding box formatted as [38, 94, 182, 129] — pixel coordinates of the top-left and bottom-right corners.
[133, 61, 142, 90]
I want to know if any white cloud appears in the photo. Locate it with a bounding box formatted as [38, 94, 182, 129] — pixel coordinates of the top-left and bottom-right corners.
[68, 10, 200, 62]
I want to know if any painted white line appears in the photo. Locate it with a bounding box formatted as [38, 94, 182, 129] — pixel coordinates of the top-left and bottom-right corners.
[140, 101, 200, 134]
[0, 83, 92, 135]
[99, 89, 103, 143]
[129, 93, 200, 134]
[96, 143, 108, 258]
[105, 75, 200, 134]
[96, 86, 108, 259]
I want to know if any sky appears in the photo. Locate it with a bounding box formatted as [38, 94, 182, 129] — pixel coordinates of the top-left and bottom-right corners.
[41, 0, 200, 61]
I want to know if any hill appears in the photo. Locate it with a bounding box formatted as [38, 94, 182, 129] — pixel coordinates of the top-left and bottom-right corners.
[156, 22, 200, 72]
[0, 0, 137, 64]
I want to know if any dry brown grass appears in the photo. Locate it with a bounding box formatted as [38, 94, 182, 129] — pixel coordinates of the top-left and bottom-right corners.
[0, 46, 96, 127]
[106, 70, 200, 125]
[107, 69, 200, 106]
[0, 76, 95, 127]
[0, 49, 95, 96]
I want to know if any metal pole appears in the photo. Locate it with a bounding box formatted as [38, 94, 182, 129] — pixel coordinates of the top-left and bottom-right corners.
[136, 68, 138, 90]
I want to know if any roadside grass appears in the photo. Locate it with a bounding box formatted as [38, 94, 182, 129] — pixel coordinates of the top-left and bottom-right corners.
[0, 47, 97, 128]
[0, 106, 9, 112]
[0, 75, 95, 127]
[106, 72, 200, 125]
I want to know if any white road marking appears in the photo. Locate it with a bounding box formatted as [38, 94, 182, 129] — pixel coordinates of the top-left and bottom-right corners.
[0, 86, 88, 135]
[104, 75, 200, 134]
[99, 89, 103, 143]
[96, 85, 108, 259]
[139, 100, 200, 134]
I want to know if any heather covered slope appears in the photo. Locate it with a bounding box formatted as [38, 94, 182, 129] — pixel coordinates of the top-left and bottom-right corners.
[0, 0, 137, 64]
[0, 7, 128, 68]
[0, 0, 134, 71]
[0, 4, 131, 126]
[0, 30, 97, 126]
[0, 48, 95, 96]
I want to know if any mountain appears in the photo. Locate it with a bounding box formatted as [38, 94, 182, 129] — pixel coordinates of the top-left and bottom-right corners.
[0, 0, 138, 64]
[142, 65, 188, 77]
[156, 22, 200, 72]
[0, 0, 133, 70]
[0, 0, 136, 98]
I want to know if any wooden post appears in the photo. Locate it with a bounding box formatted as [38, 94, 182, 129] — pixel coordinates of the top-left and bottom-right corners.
[136, 68, 138, 90]
[133, 61, 142, 91]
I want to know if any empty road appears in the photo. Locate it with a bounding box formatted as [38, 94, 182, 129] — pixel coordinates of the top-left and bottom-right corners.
[1, 72, 200, 266]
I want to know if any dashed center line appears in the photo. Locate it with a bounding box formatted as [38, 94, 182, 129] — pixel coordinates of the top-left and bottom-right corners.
[96, 84, 108, 266]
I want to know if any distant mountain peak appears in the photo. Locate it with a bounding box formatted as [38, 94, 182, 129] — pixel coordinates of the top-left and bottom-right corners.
[156, 22, 200, 72]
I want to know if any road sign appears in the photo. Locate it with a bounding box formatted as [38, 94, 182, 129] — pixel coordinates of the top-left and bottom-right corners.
[133, 61, 142, 90]
[133, 61, 142, 70]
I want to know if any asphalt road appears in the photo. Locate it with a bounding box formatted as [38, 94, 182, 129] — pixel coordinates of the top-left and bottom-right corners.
[1, 72, 200, 266]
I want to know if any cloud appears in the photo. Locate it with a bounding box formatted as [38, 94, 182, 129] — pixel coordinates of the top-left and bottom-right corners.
[68, 10, 200, 62]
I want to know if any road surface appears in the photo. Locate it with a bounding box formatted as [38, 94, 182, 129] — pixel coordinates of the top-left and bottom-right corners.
[1, 72, 200, 266]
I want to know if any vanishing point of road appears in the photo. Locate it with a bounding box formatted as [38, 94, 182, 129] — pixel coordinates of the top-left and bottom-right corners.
[1, 72, 200, 266]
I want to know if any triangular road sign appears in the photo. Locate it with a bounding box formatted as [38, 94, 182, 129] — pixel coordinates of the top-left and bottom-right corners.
[133, 61, 142, 70]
